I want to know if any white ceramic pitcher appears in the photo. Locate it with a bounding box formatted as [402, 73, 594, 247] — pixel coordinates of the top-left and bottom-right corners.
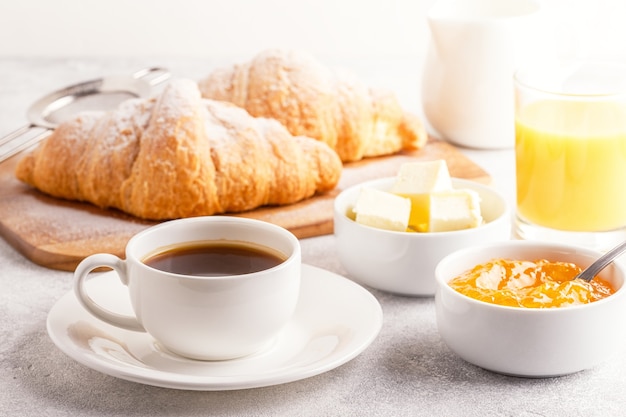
[422, 0, 549, 149]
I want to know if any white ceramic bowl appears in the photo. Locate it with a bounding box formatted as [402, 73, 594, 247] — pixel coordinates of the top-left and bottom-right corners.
[334, 177, 511, 296]
[435, 241, 626, 377]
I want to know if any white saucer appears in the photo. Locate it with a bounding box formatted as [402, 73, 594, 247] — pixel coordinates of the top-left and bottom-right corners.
[47, 264, 383, 391]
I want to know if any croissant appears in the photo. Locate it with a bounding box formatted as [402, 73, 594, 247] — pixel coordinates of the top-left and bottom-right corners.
[15, 79, 342, 220]
[198, 49, 428, 162]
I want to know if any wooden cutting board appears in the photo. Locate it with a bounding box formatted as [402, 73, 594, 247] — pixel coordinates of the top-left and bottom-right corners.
[0, 138, 490, 271]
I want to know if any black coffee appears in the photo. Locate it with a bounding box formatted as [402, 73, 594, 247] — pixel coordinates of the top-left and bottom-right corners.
[143, 241, 286, 276]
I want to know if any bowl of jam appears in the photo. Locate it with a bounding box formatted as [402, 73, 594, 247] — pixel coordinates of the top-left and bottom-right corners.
[435, 241, 626, 377]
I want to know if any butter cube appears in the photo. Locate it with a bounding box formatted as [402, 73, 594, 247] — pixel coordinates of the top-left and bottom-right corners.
[353, 187, 411, 232]
[390, 160, 453, 230]
[429, 189, 482, 232]
[390, 160, 452, 194]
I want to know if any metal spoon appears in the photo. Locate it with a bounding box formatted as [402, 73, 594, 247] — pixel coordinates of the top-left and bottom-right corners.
[574, 240, 626, 282]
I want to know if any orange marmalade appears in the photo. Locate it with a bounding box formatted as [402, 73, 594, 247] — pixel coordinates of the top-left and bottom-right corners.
[448, 258, 615, 308]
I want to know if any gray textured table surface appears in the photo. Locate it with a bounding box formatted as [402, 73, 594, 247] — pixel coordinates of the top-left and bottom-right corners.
[1, 57, 624, 417]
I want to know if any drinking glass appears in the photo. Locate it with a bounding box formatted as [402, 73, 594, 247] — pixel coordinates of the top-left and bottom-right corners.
[514, 61, 626, 250]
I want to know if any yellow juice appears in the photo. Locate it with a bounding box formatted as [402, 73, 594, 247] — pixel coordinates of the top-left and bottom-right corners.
[516, 99, 626, 231]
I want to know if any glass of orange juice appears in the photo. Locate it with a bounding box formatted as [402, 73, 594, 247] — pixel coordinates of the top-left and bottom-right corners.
[514, 61, 626, 250]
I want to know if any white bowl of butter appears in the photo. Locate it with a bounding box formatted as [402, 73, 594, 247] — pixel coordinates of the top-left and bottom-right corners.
[333, 161, 511, 296]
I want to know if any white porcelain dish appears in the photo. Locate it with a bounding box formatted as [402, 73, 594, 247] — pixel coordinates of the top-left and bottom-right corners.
[47, 264, 383, 390]
[334, 177, 511, 296]
[435, 241, 626, 377]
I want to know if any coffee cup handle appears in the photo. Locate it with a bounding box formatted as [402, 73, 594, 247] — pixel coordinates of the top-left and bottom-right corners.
[73, 253, 145, 332]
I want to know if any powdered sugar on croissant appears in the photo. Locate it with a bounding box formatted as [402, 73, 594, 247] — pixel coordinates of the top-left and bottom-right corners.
[15, 79, 342, 220]
[198, 49, 428, 162]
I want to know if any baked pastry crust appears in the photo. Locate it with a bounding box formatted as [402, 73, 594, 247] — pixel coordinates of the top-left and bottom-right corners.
[15, 79, 342, 220]
[198, 49, 428, 162]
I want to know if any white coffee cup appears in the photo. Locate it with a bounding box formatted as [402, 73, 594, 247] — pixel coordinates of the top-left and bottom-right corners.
[73, 216, 301, 361]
